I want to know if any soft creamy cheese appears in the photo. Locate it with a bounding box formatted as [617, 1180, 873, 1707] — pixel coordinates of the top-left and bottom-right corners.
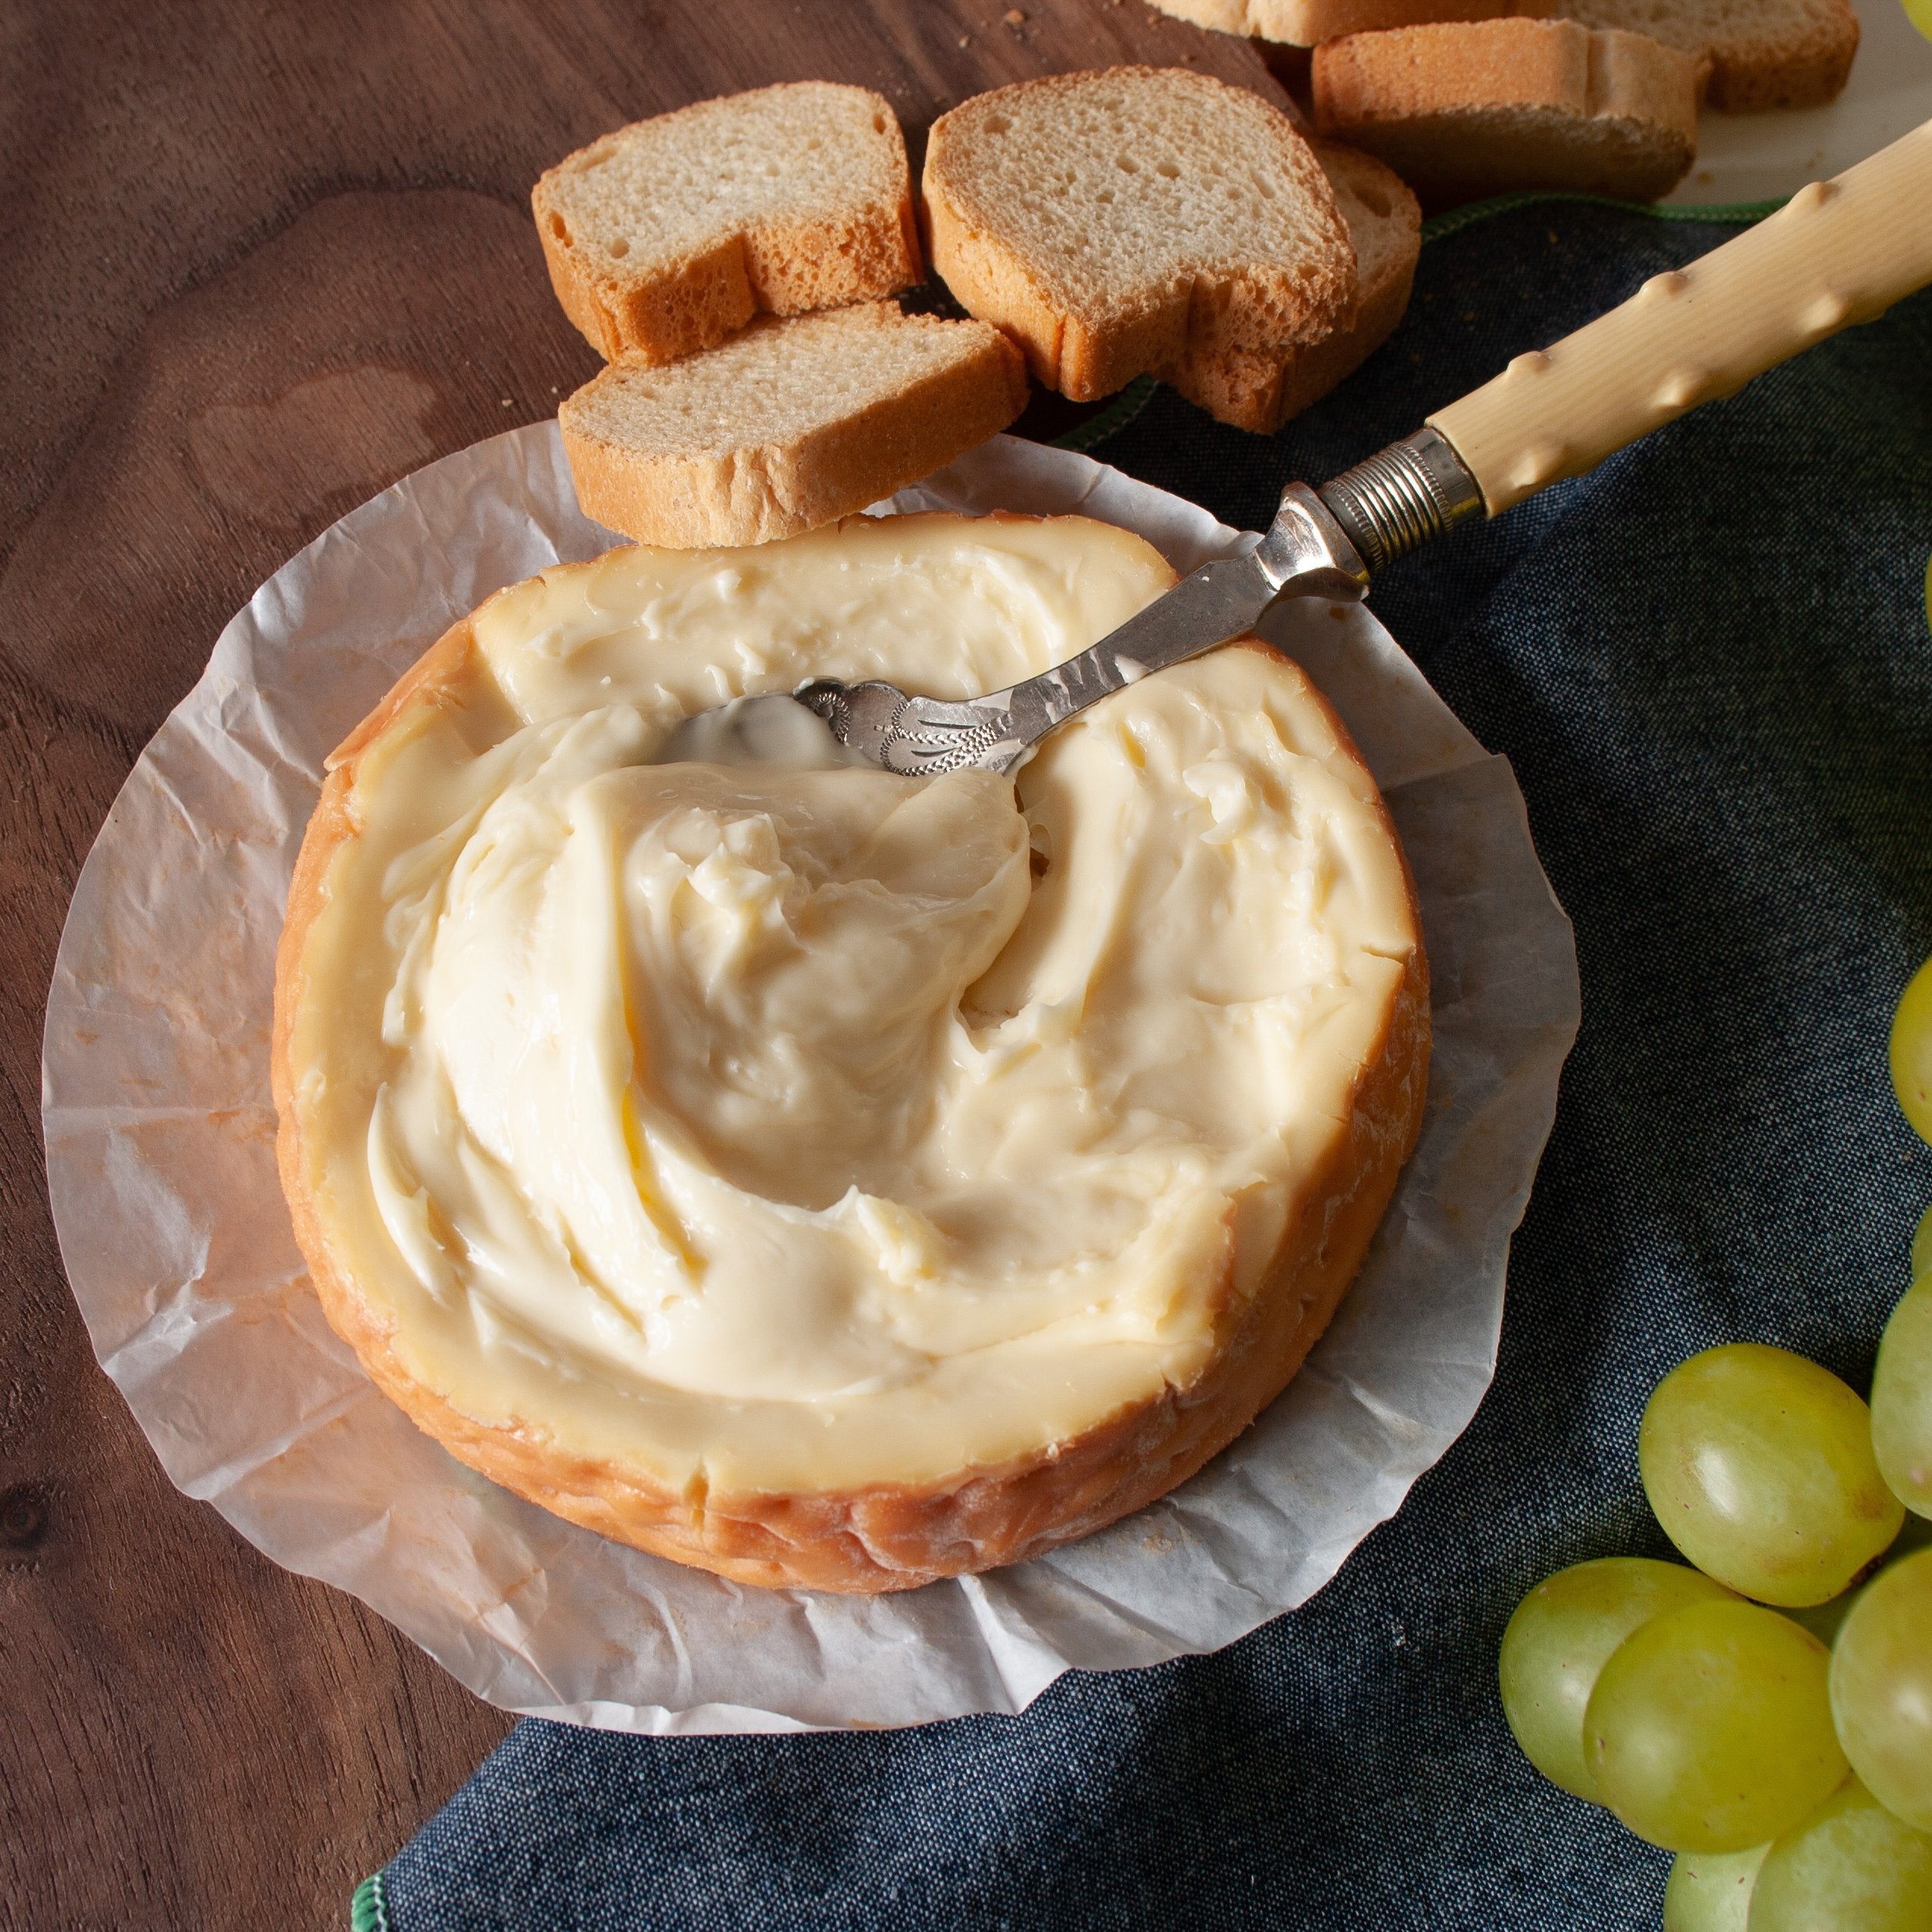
[285, 513, 1417, 1494]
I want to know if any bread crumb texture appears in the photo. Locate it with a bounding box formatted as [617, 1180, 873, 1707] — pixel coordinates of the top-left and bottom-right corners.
[923, 67, 1355, 425]
[1148, 0, 1553, 49]
[559, 304, 1029, 547]
[1560, 0, 1857, 110]
[533, 82, 921, 363]
[1256, 142, 1420, 427]
[1313, 19, 1700, 207]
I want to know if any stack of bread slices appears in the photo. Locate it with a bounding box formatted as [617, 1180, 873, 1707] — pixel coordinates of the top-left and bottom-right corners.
[1155, 0, 1859, 208]
[918, 68, 1420, 435]
[541, 83, 1029, 550]
[541, 73, 1423, 548]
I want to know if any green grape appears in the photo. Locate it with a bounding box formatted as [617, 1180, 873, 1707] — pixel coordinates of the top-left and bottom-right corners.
[1873, 1284, 1932, 1519]
[1664, 1844, 1768, 1932]
[1500, 1558, 1737, 1800]
[1895, 956, 1932, 1147]
[1640, 1345, 1903, 1606]
[1829, 1547, 1932, 1832]
[1911, 1202, 1932, 1284]
[1748, 1779, 1932, 1931]
[1585, 1600, 1848, 1851]
[1778, 1519, 1932, 1650]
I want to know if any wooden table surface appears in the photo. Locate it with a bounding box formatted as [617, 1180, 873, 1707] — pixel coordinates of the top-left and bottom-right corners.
[1, 3, 1295, 1924]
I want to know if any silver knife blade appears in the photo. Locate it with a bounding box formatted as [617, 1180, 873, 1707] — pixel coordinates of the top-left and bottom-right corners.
[879, 546, 1288, 777]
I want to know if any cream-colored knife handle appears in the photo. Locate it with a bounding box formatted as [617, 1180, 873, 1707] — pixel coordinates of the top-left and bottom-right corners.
[1429, 118, 1932, 515]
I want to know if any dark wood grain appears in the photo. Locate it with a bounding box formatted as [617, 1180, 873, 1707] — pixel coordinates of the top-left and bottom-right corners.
[0, 2, 1284, 1923]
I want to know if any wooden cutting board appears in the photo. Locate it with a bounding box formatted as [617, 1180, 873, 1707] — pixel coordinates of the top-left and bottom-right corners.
[0, 2, 1290, 1922]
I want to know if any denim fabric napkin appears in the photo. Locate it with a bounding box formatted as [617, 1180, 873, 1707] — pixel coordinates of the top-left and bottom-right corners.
[357, 195, 1932, 1932]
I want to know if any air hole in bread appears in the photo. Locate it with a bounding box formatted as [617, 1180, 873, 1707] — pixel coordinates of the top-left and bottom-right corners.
[1117, 155, 1138, 173]
[550, 213, 570, 244]
[872, 112, 887, 132]
[608, 238, 630, 258]
[984, 114, 1011, 135]
[1155, 160, 1179, 179]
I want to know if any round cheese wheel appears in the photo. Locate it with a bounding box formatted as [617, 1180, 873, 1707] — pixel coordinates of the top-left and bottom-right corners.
[273, 512, 1429, 1593]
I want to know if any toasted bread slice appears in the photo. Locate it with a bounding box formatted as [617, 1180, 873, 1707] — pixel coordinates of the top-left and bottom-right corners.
[533, 83, 922, 364]
[921, 67, 1356, 419]
[1150, 0, 1553, 48]
[558, 304, 1028, 548]
[1170, 142, 1421, 432]
[1562, 0, 1857, 110]
[1313, 19, 1700, 208]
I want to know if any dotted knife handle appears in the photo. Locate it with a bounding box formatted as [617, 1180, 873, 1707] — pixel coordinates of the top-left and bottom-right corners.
[1427, 117, 1932, 516]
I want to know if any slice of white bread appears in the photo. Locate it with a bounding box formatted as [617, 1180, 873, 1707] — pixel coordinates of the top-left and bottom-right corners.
[1313, 19, 1700, 208]
[1560, 0, 1858, 110]
[558, 304, 1029, 547]
[921, 67, 1357, 421]
[1170, 142, 1421, 432]
[1149, 0, 1553, 49]
[533, 83, 922, 365]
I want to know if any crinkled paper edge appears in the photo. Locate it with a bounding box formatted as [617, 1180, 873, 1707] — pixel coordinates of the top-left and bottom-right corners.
[42, 426, 1579, 1734]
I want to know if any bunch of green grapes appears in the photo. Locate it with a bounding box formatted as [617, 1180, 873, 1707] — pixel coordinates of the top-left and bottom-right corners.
[1497, 959, 1932, 1927]
[1883, 958, 1932, 1523]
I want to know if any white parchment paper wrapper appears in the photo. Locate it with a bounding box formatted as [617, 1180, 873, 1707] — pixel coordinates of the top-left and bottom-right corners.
[43, 428, 1578, 1734]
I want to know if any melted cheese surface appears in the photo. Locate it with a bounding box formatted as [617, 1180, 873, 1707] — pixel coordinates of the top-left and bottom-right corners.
[285, 514, 1417, 1493]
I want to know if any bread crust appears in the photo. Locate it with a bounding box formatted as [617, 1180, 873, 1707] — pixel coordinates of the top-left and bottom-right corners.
[531, 83, 923, 365]
[274, 578, 1429, 1595]
[921, 68, 1356, 414]
[1150, 0, 1553, 48]
[557, 316, 1030, 548]
[1692, 0, 1858, 111]
[1164, 141, 1420, 433]
[1313, 18, 1700, 208]
[1561, 0, 1858, 111]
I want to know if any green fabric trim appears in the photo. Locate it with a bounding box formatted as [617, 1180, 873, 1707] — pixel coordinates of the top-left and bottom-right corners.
[1051, 376, 1158, 451]
[1420, 190, 1786, 244]
[351, 1871, 390, 1932]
